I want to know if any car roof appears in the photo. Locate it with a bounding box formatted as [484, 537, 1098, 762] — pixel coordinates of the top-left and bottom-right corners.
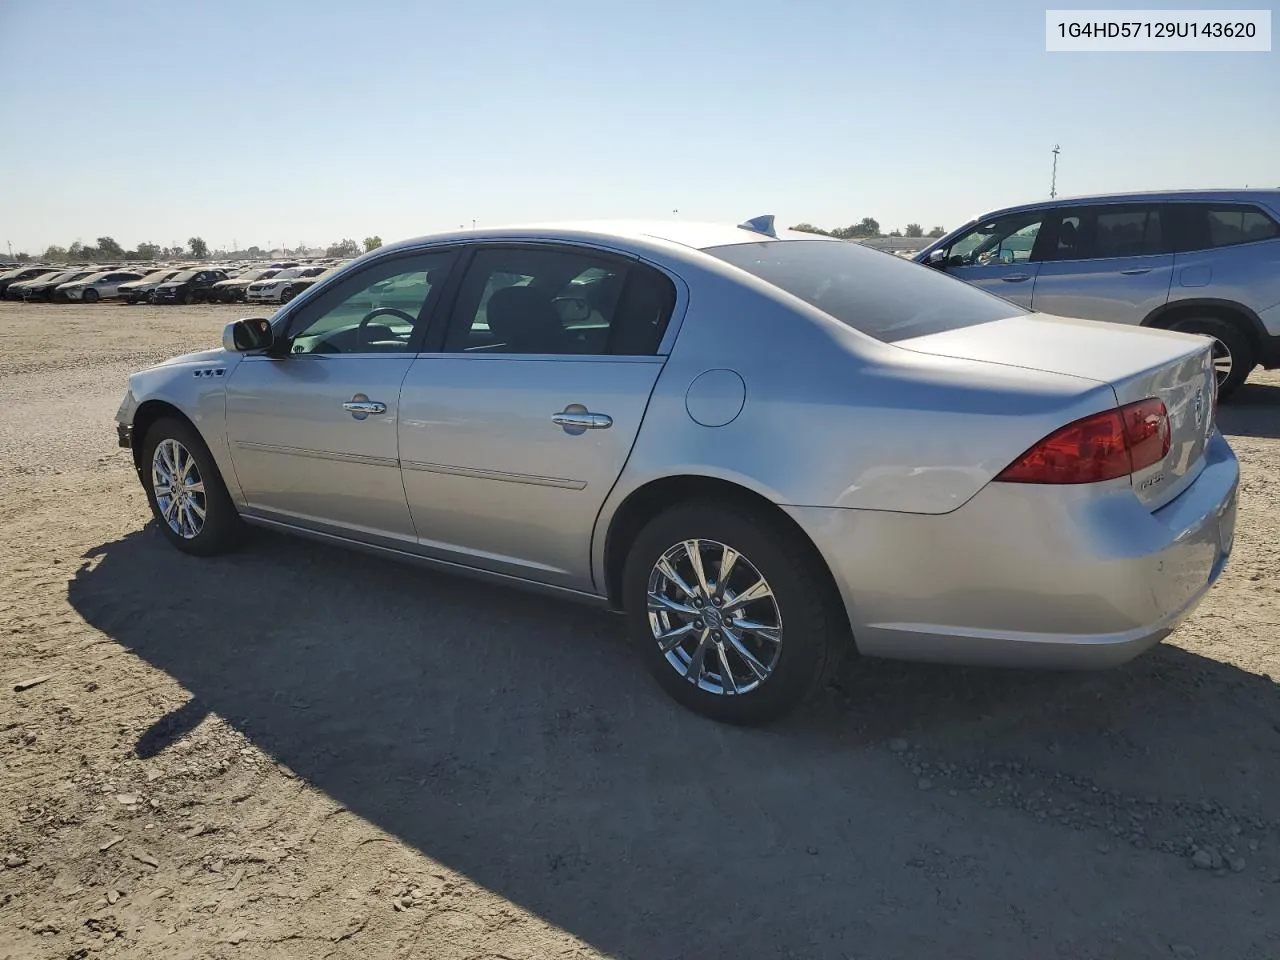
[378, 219, 833, 260]
[968, 188, 1280, 222]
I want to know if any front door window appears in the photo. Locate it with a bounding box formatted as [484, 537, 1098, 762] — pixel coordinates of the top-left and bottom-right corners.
[946, 214, 1044, 267]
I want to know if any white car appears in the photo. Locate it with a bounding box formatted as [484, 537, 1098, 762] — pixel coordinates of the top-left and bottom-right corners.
[58, 269, 145, 303]
[245, 265, 329, 304]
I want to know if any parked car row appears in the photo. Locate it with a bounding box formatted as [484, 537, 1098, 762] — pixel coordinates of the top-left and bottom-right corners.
[0, 258, 351, 304]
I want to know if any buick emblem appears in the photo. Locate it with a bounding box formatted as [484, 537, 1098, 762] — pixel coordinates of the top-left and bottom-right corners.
[1193, 388, 1204, 428]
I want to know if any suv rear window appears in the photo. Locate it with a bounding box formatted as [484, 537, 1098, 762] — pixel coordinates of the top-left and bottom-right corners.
[1171, 203, 1280, 251]
[703, 239, 1021, 342]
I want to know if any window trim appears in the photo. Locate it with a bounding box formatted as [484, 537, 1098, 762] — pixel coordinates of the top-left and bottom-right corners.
[426, 241, 680, 360]
[270, 247, 462, 358]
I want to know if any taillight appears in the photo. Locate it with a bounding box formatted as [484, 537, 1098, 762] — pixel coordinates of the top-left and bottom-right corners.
[996, 398, 1170, 484]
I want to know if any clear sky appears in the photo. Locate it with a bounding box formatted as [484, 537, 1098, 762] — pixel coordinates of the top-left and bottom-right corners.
[1, 0, 1276, 255]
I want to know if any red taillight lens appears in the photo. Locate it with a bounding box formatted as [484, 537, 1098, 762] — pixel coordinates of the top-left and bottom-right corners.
[996, 398, 1170, 484]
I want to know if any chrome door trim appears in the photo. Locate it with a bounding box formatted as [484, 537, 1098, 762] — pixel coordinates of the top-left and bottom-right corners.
[401, 459, 587, 490]
[232, 440, 400, 469]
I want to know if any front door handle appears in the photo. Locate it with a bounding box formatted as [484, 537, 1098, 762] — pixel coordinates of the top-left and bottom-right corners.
[1001, 273, 1031, 282]
[1120, 267, 1153, 276]
[552, 411, 613, 430]
[343, 394, 386, 420]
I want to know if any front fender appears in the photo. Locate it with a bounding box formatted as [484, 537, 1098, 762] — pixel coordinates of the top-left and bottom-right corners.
[119, 349, 246, 503]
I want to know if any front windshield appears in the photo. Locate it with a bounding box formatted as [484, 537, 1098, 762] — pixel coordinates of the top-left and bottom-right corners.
[170, 270, 198, 282]
[703, 239, 1022, 343]
[140, 270, 173, 283]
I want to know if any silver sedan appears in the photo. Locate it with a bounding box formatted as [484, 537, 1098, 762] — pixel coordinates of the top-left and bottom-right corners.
[115, 218, 1239, 724]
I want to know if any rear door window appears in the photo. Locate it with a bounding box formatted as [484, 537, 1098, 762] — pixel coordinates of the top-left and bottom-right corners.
[441, 246, 677, 356]
[1043, 204, 1168, 261]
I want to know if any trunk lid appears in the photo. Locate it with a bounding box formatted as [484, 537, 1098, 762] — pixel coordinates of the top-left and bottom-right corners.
[896, 313, 1218, 510]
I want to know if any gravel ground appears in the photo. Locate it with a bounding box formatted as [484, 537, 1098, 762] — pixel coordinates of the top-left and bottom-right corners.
[2, 300, 1279, 960]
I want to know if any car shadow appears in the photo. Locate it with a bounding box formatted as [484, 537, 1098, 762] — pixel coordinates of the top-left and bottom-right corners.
[1218, 380, 1280, 439]
[68, 526, 1280, 959]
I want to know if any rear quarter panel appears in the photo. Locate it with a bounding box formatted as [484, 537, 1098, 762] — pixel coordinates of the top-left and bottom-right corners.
[600, 261, 1118, 526]
[1171, 237, 1280, 334]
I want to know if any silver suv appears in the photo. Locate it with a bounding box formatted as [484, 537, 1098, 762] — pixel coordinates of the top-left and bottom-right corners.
[914, 189, 1280, 398]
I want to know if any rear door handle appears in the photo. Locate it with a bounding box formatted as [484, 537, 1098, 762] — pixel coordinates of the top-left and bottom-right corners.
[1001, 273, 1031, 282]
[552, 411, 612, 430]
[1120, 268, 1153, 276]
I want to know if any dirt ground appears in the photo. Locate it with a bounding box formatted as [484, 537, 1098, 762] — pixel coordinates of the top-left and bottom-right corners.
[1, 300, 1278, 960]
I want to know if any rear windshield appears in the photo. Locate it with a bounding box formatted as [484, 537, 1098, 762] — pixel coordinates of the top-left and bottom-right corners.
[703, 239, 1022, 342]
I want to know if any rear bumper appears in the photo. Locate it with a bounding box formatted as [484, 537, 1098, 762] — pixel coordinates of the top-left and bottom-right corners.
[787, 430, 1239, 669]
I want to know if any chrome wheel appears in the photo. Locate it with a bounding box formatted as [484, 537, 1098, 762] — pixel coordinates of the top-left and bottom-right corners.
[151, 438, 207, 539]
[1211, 339, 1233, 386]
[646, 539, 783, 695]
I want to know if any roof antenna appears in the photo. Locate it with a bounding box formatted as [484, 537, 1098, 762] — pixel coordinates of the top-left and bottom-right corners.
[738, 215, 777, 237]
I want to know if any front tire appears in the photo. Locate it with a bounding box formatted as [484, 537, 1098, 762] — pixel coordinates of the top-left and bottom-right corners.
[1172, 316, 1254, 399]
[622, 500, 846, 725]
[82, 288, 100, 303]
[141, 418, 242, 556]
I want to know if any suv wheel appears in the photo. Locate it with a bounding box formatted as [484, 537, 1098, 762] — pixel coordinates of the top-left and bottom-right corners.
[82, 288, 100, 303]
[1172, 316, 1254, 399]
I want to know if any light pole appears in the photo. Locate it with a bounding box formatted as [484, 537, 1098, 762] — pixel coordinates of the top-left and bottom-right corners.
[1050, 145, 1061, 199]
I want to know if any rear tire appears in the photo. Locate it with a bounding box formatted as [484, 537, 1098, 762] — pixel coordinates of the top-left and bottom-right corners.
[1171, 316, 1254, 399]
[622, 500, 846, 725]
[140, 417, 242, 557]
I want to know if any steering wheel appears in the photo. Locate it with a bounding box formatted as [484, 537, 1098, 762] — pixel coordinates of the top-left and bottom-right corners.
[357, 307, 416, 348]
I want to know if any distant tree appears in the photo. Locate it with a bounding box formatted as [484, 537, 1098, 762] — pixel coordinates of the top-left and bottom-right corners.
[136, 241, 160, 260]
[67, 241, 85, 260]
[904, 223, 924, 238]
[247, 245, 263, 257]
[43, 245, 68, 261]
[15, 252, 30, 262]
[926, 225, 946, 238]
[854, 217, 881, 237]
[188, 237, 209, 259]
[789, 223, 831, 236]
[96, 236, 124, 259]
[326, 238, 360, 258]
[829, 218, 880, 240]
[363, 235, 383, 252]
[888, 229, 903, 237]
[163, 245, 186, 259]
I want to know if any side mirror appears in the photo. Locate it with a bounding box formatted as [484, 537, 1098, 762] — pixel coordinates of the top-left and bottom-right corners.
[223, 317, 274, 352]
[924, 248, 948, 269]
